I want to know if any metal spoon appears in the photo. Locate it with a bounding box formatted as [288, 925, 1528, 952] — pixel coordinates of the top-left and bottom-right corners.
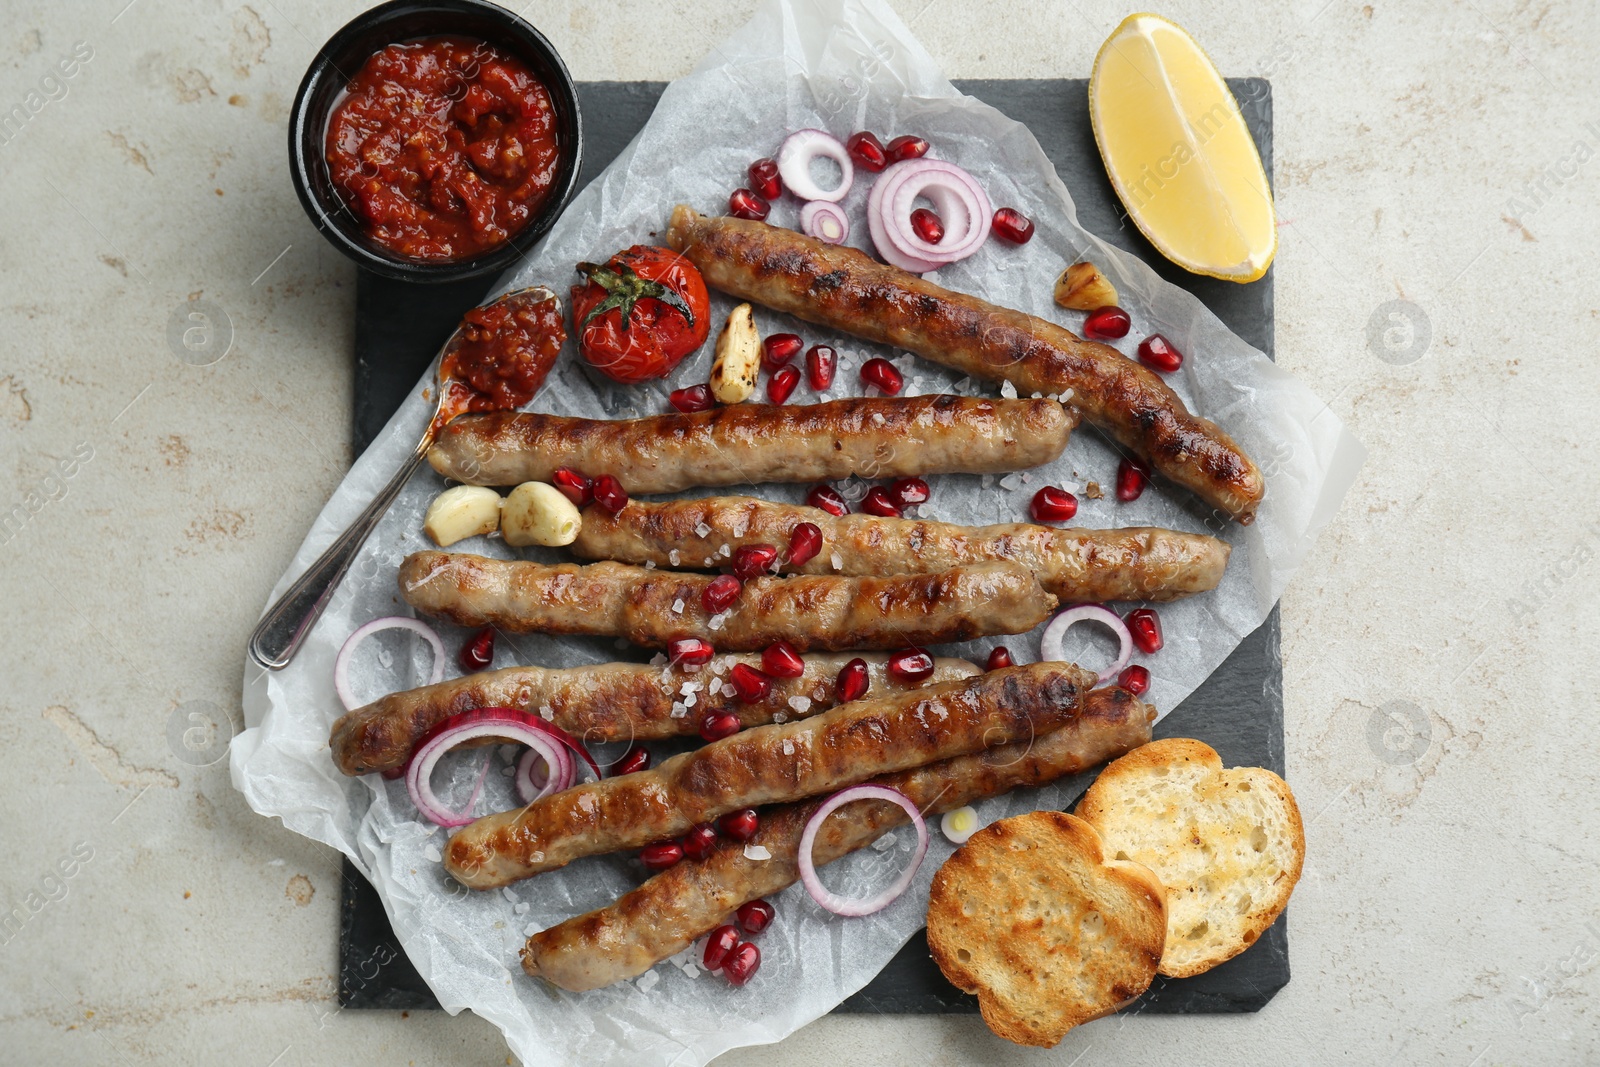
[248, 285, 557, 671]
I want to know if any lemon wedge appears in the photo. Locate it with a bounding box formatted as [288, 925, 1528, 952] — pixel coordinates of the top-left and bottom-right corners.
[1089, 13, 1276, 283]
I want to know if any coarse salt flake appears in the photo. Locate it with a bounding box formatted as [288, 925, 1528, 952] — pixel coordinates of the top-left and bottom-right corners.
[635, 969, 660, 993]
[671, 598, 684, 614]
[788, 695, 812, 714]
[669, 549, 681, 566]
[695, 522, 712, 537]
[1000, 380, 1018, 399]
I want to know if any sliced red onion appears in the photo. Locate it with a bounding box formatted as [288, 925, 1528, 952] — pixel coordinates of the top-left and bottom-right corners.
[800, 200, 850, 244]
[871, 159, 992, 270]
[867, 170, 942, 273]
[777, 129, 854, 203]
[404, 708, 592, 826]
[940, 805, 982, 844]
[334, 616, 444, 712]
[514, 741, 570, 804]
[1038, 604, 1133, 686]
[798, 785, 929, 916]
[885, 160, 992, 261]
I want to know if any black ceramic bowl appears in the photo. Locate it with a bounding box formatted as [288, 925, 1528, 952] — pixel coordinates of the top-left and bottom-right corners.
[288, 0, 583, 284]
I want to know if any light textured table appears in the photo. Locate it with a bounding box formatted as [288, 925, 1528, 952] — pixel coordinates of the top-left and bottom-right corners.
[2, 2, 1596, 1064]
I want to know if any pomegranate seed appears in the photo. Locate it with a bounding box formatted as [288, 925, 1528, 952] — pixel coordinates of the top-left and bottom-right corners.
[861, 487, 902, 517]
[761, 640, 805, 678]
[593, 474, 629, 513]
[728, 188, 769, 221]
[859, 357, 903, 395]
[731, 543, 779, 580]
[728, 663, 773, 703]
[1030, 486, 1078, 523]
[910, 207, 944, 244]
[458, 625, 495, 673]
[703, 924, 740, 970]
[767, 364, 801, 404]
[682, 822, 720, 861]
[846, 131, 888, 172]
[699, 711, 743, 742]
[806, 485, 848, 517]
[1118, 664, 1151, 695]
[640, 842, 683, 871]
[1126, 609, 1164, 654]
[1083, 306, 1131, 340]
[612, 745, 651, 776]
[668, 636, 715, 666]
[551, 467, 593, 508]
[786, 522, 823, 566]
[836, 657, 870, 702]
[1137, 333, 1184, 373]
[718, 808, 759, 842]
[762, 333, 803, 371]
[1116, 457, 1149, 502]
[986, 646, 1013, 671]
[669, 384, 715, 413]
[886, 646, 934, 682]
[806, 344, 836, 390]
[888, 477, 930, 507]
[885, 134, 929, 163]
[702, 574, 743, 614]
[747, 157, 781, 201]
[736, 899, 776, 935]
[723, 941, 761, 985]
[991, 207, 1035, 244]
[380, 766, 405, 780]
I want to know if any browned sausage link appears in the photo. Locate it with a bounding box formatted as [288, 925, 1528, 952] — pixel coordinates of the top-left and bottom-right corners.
[398, 552, 1057, 652]
[572, 495, 1231, 604]
[444, 662, 1098, 888]
[665, 206, 1264, 524]
[426, 395, 1076, 492]
[328, 653, 980, 775]
[522, 685, 1154, 990]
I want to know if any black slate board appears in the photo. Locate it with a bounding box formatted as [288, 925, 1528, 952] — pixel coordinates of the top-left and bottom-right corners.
[340, 78, 1285, 1017]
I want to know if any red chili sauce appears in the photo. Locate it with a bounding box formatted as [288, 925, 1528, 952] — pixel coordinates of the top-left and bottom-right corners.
[437, 297, 566, 429]
[326, 36, 561, 261]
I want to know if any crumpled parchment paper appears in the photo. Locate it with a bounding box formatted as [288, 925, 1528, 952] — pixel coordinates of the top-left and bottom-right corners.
[232, 0, 1364, 1062]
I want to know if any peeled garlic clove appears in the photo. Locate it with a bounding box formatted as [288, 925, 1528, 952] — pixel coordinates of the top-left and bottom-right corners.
[1054, 262, 1119, 312]
[709, 303, 760, 404]
[422, 485, 502, 546]
[501, 481, 582, 548]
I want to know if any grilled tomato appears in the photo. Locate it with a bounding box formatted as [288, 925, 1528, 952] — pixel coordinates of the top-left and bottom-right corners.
[570, 246, 710, 383]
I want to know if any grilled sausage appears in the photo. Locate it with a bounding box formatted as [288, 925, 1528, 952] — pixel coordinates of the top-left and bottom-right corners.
[398, 551, 1057, 652]
[445, 662, 1099, 888]
[427, 395, 1076, 492]
[329, 653, 979, 775]
[572, 495, 1231, 604]
[522, 685, 1154, 990]
[665, 206, 1264, 523]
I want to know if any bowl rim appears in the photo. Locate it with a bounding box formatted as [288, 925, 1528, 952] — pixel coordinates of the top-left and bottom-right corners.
[287, 0, 584, 284]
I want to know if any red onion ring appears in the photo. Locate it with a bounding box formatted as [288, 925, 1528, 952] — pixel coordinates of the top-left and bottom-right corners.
[334, 616, 444, 712]
[403, 708, 596, 826]
[514, 743, 569, 804]
[871, 159, 993, 270]
[867, 171, 942, 273]
[1038, 605, 1133, 685]
[799, 200, 850, 244]
[777, 129, 854, 203]
[798, 785, 929, 916]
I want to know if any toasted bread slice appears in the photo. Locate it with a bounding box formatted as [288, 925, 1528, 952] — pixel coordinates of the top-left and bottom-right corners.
[1076, 738, 1305, 978]
[925, 811, 1166, 1047]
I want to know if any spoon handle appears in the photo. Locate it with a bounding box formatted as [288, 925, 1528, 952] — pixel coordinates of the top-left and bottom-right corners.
[248, 442, 429, 671]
